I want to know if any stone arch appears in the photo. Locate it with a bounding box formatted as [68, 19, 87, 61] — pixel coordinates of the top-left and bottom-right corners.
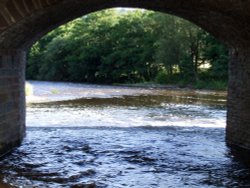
[0, 0, 250, 155]
[0, 0, 249, 49]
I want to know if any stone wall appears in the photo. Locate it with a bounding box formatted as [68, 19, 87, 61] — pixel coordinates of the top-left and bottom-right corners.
[0, 49, 25, 157]
[1, 0, 250, 49]
[0, 0, 60, 31]
[227, 47, 250, 151]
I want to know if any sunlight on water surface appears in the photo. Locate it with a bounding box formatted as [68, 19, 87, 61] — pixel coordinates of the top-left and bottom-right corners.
[1, 81, 249, 188]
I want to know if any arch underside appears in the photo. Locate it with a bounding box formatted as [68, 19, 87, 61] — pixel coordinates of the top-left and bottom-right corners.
[0, 0, 250, 49]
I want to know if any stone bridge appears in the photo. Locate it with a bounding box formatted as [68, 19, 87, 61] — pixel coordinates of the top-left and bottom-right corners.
[0, 0, 250, 156]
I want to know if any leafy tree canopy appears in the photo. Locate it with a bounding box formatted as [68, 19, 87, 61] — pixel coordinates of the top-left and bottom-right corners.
[27, 8, 228, 89]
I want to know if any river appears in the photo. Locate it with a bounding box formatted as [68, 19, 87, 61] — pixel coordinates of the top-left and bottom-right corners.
[0, 81, 249, 188]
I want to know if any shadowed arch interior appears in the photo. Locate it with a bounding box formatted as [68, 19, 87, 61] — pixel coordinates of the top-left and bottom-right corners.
[0, 0, 250, 49]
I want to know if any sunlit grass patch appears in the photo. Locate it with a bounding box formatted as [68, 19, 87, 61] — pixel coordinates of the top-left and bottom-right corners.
[25, 83, 33, 96]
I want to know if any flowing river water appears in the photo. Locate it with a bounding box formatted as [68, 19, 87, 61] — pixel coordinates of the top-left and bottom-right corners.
[0, 81, 250, 188]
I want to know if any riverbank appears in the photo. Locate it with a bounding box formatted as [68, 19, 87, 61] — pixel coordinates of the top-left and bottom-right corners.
[26, 81, 227, 105]
[113, 81, 227, 91]
[25, 81, 156, 103]
[113, 82, 179, 89]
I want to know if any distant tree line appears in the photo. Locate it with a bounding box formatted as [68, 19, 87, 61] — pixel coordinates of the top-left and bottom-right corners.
[27, 9, 228, 89]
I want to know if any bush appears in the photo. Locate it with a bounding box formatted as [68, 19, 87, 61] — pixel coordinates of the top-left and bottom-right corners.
[195, 80, 227, 90]
[155, 71, 170, 84]
[177, 80, 189, 88]
[208, 80, 227, 90]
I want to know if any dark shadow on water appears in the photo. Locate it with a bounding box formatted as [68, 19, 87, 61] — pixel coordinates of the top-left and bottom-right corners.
[227, 143, 250, 167]
[27, 94, 227, 109]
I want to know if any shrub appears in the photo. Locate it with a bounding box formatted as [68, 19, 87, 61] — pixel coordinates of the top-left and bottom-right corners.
[155, 71, 170, 84]
[195, 80, 227, 90]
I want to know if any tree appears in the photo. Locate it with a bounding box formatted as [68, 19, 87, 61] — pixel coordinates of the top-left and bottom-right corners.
[27, 8, 228, 88]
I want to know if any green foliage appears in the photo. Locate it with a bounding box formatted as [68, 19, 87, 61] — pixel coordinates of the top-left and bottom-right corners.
[200, 33, 229, 80]
[27, 8, 229, 89]
[195, 80, 227, 90]
[155, 70, 170, 84]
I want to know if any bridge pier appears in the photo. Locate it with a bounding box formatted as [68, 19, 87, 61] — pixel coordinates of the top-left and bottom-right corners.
[227, 47, 250, 151]
[0, 48, 250, 157]
[0, 50, 26, 156]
